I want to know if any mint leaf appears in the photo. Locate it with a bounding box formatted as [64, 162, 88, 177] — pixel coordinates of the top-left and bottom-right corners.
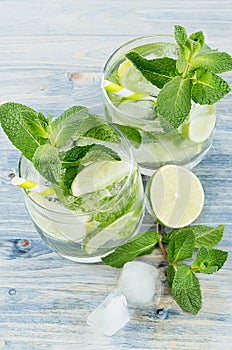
[125, 52, 177, 89]
[174, 25, 188, 47]
[174, 25, 188, 73]
[162, 226, 193, 243]
[114, 123, 142, 148]
[184, 31, 205, 58]
[190, 224, 224, 248]
[51, 107, 120, 146]
[185, 39, 201, 57]
[32, 144, 61, 184]
[0, 102, 48, 161]
[23, 111, 49, 139]
[190, 51, 232, 73]
[62, 144, 120, 169]
[156, 76, 192, 129]
[102, 231, 160, 268]
[192, 69, 231, 105]
[83, 115, 120, 143]
[50, 106, 89, 146]
[79, 145, 121, 163]
[192, 246, 228, 274]
[172, 264, 202, 315]
[189, 31, 204, 49]
[61, 144, 96, 169]
[167, 265, 176, 288]
[61, 144, 120, 193]
[167, 227, 195, 263]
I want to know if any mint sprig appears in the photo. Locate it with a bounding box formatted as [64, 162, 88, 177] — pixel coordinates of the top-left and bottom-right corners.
[0, 103, 122, 211]
[102, 223, 228, 315]
[125, 25, 232, 129]
[0, 103, 48, 161]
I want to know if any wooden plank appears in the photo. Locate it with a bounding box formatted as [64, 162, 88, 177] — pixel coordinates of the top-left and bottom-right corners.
[0, 0, 231, 37]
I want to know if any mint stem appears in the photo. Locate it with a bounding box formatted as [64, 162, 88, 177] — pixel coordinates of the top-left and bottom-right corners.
[182, 62, 190, 79]
[157, 222, 168, 260]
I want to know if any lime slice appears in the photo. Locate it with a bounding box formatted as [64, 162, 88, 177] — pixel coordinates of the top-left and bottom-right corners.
[118, 60, 159, 96]
[118, 100, 156, 120]
[181, 105, 216, 143]
[133, 134, 203, 165]
[83, 211, 135, 254]
[147, 165, 204, 228]
[71, 160, 133, 197]
[27, 193, 94, 241]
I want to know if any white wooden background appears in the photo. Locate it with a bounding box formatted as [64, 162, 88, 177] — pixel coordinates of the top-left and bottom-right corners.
[0, 1, 232, 349]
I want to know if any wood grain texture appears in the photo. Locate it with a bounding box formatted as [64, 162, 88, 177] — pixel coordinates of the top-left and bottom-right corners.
[0, 1, 232, 349]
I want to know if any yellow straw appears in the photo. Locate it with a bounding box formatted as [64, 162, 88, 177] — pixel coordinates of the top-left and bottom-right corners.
[9, 173, 56, 196]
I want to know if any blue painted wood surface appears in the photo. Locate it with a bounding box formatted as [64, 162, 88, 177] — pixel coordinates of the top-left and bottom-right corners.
[0, 1, 232, 349]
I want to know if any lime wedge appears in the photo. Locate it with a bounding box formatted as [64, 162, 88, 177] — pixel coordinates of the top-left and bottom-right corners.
[118, 60, 159, 96]
[83, 211, 135, 254]
[181, 105, 216, 143]
[71, 160, 133, 197]
[147, 165, 204, 228]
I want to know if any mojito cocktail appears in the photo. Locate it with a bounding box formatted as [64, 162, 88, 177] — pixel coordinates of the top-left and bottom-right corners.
[102, 27, 231, 175]
[0, 104, 144, 262]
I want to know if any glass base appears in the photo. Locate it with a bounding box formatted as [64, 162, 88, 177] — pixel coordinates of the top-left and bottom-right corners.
[61, 255, 102, 263]
[139, 144, 212, 177]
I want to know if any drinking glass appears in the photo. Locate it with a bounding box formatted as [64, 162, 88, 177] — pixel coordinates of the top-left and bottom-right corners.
[102, 35, 216, 176]
[19, 122, 144, 263]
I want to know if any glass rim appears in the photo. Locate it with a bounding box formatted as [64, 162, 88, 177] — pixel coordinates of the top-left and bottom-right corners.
[18, 124, 139, 216]
[101, 35, 206, 123]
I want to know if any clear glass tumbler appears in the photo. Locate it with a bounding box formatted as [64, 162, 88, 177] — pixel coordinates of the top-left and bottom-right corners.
[19, 122, 144, 263]
[102, 35, 216, 176]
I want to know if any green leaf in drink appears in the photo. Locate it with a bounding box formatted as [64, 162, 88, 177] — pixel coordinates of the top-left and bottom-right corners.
[83, 116, 120, 143]
[0, 102, 48, 161]
[61, 144, 121, 196]
[50, 106, 89, 147]
[125, 52, 177, 89]
[32, 144, 61, 184]
[190, 51, 232, 74]
[174, 25, 188, 48]
[189, 31, 205, 50]
[156, 76, 192, 129]
[51, 107, 120, 146]
[174, 25, 189, 73]
[191, 69, 231, 105]
[113, 123, 142, 148]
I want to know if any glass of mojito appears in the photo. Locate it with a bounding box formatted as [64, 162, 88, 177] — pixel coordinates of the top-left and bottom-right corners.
[102, 26, 232, 176]
[0, 103, 144, 263]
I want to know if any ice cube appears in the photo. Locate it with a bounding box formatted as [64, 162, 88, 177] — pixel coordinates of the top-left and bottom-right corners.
[118, 261, 158, 305]
[87, 289, 130, 336]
